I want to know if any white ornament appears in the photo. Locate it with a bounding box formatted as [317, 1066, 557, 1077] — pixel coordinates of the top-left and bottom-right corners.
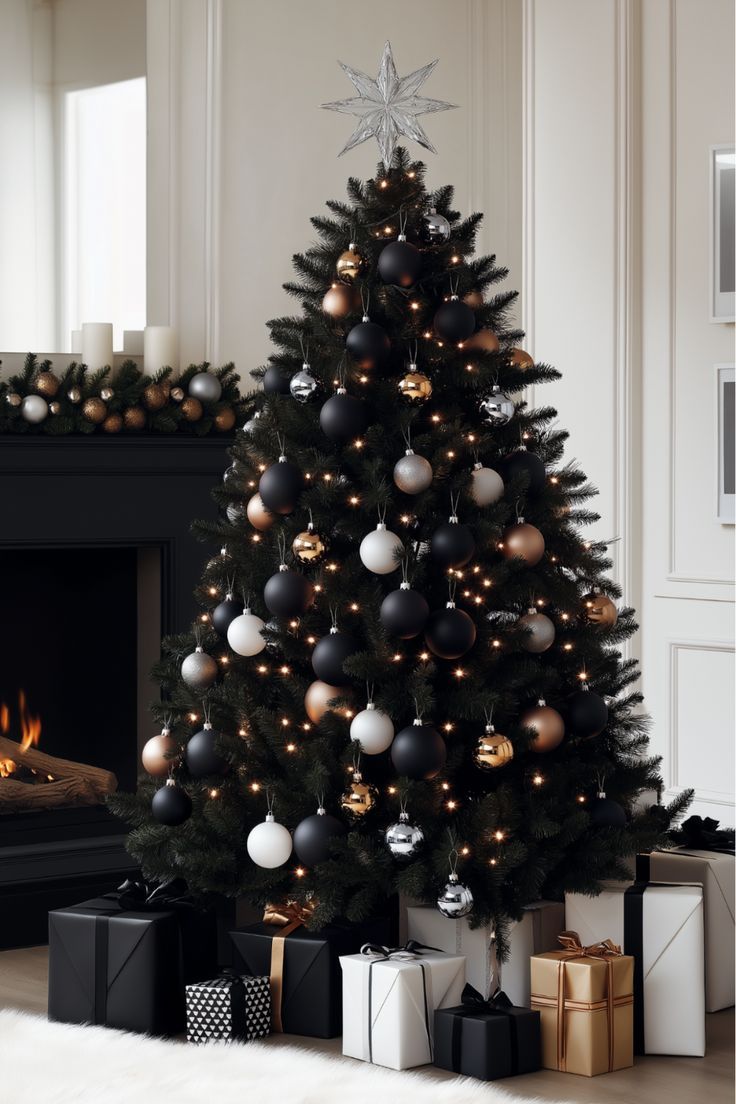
[227, 608, 266, 656]
[359, 522, 404, 575]
[350, 702, 394, 755]
[246, 812, 293, 869]
[21, 394, 49, 424]
[470, 463, 504, 507]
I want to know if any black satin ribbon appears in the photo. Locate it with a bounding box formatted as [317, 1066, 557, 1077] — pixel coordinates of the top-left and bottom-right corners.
[112, 877, 196, 911]
[450, 984, 518, 1074]
[361, 941, 437, 1062]
[675, 815, 735, 855]
[360, 939, 441, 958]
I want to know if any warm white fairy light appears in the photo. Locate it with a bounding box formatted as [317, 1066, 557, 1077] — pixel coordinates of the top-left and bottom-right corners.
[250, 782, 261, 792]
[280, 717, 290, 728]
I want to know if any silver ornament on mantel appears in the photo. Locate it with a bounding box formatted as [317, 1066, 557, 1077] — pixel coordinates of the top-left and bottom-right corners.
[290, 365, 322, 403]
[21, 394, 49, 423]
[422, 208, 451, 244]
[188, 371, 222, 404]
[480, 386, 514, 425]
[322, 41, 457, 170]
[518, 608, 556, 653]
[385, 810, 424, 859]
[437, 872, 474, 919]
[181, 645, 218, 691]
[470, 462, 504, 507]
[393, 449, 433, 495]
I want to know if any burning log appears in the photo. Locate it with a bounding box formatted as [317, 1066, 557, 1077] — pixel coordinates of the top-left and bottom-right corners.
[0, 734, 117, 812]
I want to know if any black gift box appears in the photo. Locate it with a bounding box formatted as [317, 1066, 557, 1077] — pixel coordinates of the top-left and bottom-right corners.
[229, 916, 389, 1038]
[186, 974, 271, 1044]
[434, 985, 541, 1080]
[48, 892, 217, 1036]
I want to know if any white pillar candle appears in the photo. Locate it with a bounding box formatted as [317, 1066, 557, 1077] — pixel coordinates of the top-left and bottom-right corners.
[70, 330, 82, 354]
[81, 323, 113, 370]
[144, 326, 179, 373]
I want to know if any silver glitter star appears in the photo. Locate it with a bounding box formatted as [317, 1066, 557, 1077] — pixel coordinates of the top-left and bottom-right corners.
[322, 41, 457, 170]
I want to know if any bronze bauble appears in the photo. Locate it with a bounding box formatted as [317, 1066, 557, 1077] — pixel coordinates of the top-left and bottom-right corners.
[336, 245, 365, 284]
[584, 593, 618, 627]
[292, 526, 327, 563]
[6, 392, 21, 407]
[141, 732, 180, 777]
[510, 347, 534, 370]
[123, 406, 146, 430]
[67, 387, 81, 404]
[171, 386, 185, 402]
[340, 771, 375, 816]
[82, 397, 107, 424]
[181, 397, 203, 422]
[501, 521, 545, 566]
[214, 407, 236, 432]
[322, 282, 358, 318]
[102, 413, 123, 434]
[463, 329, 500, 353]
[398, 371, 432, 402]
[35, 370, 60, 397]
[474, 728, 514, 769]
[304, 680, 348, 724]
[463, 290, 484, 309]
[246, 493, 276, 532]
[143, 383, 167, 411]
[521, 701, 565, 753]
[49, 401, 60, 415]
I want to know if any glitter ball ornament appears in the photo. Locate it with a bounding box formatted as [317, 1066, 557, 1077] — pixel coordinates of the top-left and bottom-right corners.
[20, 395, 49, 423]
[341, 770, 375, 816]
[293, 804, 346, 866]
[434, 294, 475, 343]
[141, 727, 179, 777]
[360, 522, 404, 574]
[521, 699, 565, 753]
[124, 406, 146, 430]
[227, 608, 266, 656]
[385, 811, 424, 858]
[181, 646, 218, 691]
[152, 779, 191, 826]
[474, 725, 514, 769]
[82, 397, 107, 424]
[350, 701, 394, 755]
[398, 370, 432, 402]
[143, 383, 167, 411]
[189, 371, 222, 404]
[480, 386, 514, 425]
[67, 387, 82, 404]
[290, 367, 321, 403]
[49, 401, 60, 415]
[185, 722, 228, 777]
[246, 493, 276, 532]
[393, 449, 433, 495]
[501, 519, 545, 566]
[336, 243, 365, 283]
[421, 207, 451, 244]
[437, 873, 474, 919]
[102, 413, 122, 433]
[247, 812, 293, 869]
[470, 463, 504, 507]
[181, 397, 203, 422]
[518, 608, 556, 653]
[584, 593, 618, 627]
[6, 392, 21, 407]
[292, 523, 327, 563]
[35, 370, 60, 397]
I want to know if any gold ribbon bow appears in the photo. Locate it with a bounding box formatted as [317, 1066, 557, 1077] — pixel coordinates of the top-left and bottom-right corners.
[557, 930, 623, 959]
[262, 899, 317, 1033]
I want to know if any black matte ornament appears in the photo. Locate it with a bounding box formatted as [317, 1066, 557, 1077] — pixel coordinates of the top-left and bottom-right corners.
[378, 240, 423, 288]
[503, 449, 546, 496]
[263, 365, 291, 395]
[258, 460, 304, 515]
[185, 726, 228, 778]
[380, 586, 430, 639]
[264, 568, 314, 617]
[293, 809, 347, 866]
[319, 391, 371, 443]
[346, 319, 391, 370]
[212, 597, 242, 637]
[434, 298, 475, 343]
[431, 521, 476, 568]
[425, 605, 477, 660]
[391, 722, 447, 780]
[567, 689, 608, 739]
[590, 795, 627, 828]
[152, 782, 192, 826]
[311, 631, 359, 686]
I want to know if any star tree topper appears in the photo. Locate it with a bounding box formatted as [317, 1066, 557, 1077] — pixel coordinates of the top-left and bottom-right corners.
[322, 41, 457, 170]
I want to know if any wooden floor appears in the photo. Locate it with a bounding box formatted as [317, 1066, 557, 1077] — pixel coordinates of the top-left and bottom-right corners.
[1, 944, 733, 1104]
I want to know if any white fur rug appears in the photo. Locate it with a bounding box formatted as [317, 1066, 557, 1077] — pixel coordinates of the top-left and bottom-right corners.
[1, 1010, 563, 1104]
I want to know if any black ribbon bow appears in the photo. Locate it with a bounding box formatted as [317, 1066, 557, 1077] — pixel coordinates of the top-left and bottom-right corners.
[114, 876, 196, 911]
[451, 983, 518, 1074]
[460, 982, 513, 1011]
[676, 815, 735, 855]
[360, 939, 441, 960]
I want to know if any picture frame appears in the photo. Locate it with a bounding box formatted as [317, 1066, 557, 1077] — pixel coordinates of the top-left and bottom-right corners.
[710, 145, 735, 323]
[717, 363, 735, 523]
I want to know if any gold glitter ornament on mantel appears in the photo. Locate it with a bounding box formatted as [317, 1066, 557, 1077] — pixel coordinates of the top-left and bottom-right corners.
[35, 371, 60, 397]
[123, 406, 146, 430]
[82, 397, 107, 424]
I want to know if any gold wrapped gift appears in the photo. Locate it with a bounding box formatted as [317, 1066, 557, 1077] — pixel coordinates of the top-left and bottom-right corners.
[530, 931, 634, 1077]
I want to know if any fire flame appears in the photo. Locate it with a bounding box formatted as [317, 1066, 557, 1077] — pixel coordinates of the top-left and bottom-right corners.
[0, 691, 42, 777]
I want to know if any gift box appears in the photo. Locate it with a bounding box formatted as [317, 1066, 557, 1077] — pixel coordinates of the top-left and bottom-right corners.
[229, 903, 389, 1038]
[406, 899, 564, 1005]
[48, 882, 218, 1036]
[530, 932, 634, 1077]
[649, 847, 734, 1011]
[565, 865, 705, 1056]
[434, 984, 541, 1080]
[340, 943, 465, 1070]
[186, 973, 271, 1044]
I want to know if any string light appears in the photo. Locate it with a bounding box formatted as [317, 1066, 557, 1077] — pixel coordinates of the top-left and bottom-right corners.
[489, 858, 498, 866]
[441, 782, 450, 791]
[387, 785, 397, 795]
[354, 439, 364, 449]
[323, 473, 332, 482]
[219, 655, 229, 665]
[250, 782, 261, 793]
[302, 722, 312, 732]
[453, 668, 465, 679]
[447, 449, 455, 459]
[563, 643, 573, 652]
[209, 788, 219, 798]
[238, 727, 247, 737]
[383, 225, 393, 235]
[550, 476, 559, 485]
[532, 773, 544, 786]
[492, 639, 501, 649]
[247, 480, 256, 489]
[419, 651, 430, 661]
[289, 619, 299, 629]
[349, 495, 360, 506]
[280, 717, 290, 728]
[392, 652, 403, 662]
[295, 866, 306, 877]
[200, 614, 209, 623]
[326, 562, 339, 572]
[578, 670, 589, 681]
[307, 635, 316, 645]
[493, 830, 505, 842]
[286, 743, 296, 753]
[577, 794, 587, 804]
[443, 722, 454, 733]
[561, 613, 570, 622]
[252, 534, 261, 543]
[407, 170, 416, 179]
[379, 179, 388, 189]
[410, 301, 420, 311]
[446, 800, 457, 810]
[257, 463, 266, 472]
[460, 846, 470, 856]
[208, 586, 217, 596]
[451, 254, 460, 264]
[257, 664, 268, 674]
[483, 579, 492, 588]
[305, 473, 313, 481]
[431, 413, 441, 423]
[314, 584, 323, 593]
[189, 713, 198, 722]
[350, 602, 359, 612]
[465, 364, 474, 373]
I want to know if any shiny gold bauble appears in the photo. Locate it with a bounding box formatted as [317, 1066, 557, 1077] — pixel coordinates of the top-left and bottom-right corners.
[463, 290, 484, 309]
[304, 680, 349, 724]
[322, 282, 358, 318]
[143, 383, 167, 411]
[141, 732, 180, 777]
[35, 371, 60, 397]
[214, 407, 236, 432]
[67, 387, 81, 404]
[510, 347, 534, 371]
[171, 386, 185, 402]
[49, 401, 61, 415]
[246, 493, 276, 531]
[501, 521, 545, 566]
[584, 593, 618, 627]
[100, 387, 114, 402]
[341, 772, 375, 816]
[6, 392, 21, 407]
[398, 371, 432, 402]
[521, 701, 565, 753]
[82, 397, 107, 424]
[102, 413, 123, 433]
[474, 729, 514, 769]
[123, 406, 146, 430]
[292, 527, 327, 563]
[181, 397, 203, 422]
[336, 245, 365, 284]
[463, 328, 500, 353]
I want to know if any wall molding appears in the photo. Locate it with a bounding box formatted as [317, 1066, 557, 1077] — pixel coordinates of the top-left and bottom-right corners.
[521, 0, 535, 411]
[203, 0, 222, 364]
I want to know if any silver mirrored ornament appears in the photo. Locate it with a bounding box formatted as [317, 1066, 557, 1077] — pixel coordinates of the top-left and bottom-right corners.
[385, 811, 424, 859]
[393, 449, 433, 495]
[100, 387, 114, 402]
[479, 386, 514, 425]
[436, 872, 474, 918]
[21, 394, 49, 423]
[226, 502, 245, 524]
[422, 208, 451, 243]
[518, 608, 556, 653]
[243, 411, 261, 434]
[290, 367, 321, 403]
[470, 462, 504, 506]
[181, 646, 218, 691]
[188, 371, 222, 403]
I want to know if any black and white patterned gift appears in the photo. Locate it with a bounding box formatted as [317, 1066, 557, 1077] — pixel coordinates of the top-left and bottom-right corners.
[186, 973, 271, 1044]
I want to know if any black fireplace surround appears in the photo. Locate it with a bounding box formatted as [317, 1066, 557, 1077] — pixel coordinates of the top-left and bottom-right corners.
[0, 435, 231, 947]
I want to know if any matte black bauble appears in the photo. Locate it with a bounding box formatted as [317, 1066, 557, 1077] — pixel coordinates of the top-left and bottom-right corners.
[346, 319, 391, 370]
[264, 568, 315, 617]
[258, 460, 304, 515]
[152, 781, 192, 826]
[378, 240, 423, 288]
[319, 391, 371, 443]
[590, 795, 627, 828]
[185, 726, 228, 778]
[380, 586, 430, 639]
[311, 631, 359, 687]
[390, 722, 447, 781]
[503, 449, 546, 496]
[425, 605, 477, 660]
[434, 298, 475, 343]
[263, 365, 291, 395]
[293, 809, 347, 866]
[431, 521, 476, 568]
[212, 597, 242, 637]
[567, 689, 608, 739]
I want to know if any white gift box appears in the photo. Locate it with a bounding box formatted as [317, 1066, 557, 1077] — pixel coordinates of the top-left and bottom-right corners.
[649, 849, 734, 1012]
[339, 948, 465, 1070]
[565, 881, 705, 1056]
[406, 900, 564, 1006]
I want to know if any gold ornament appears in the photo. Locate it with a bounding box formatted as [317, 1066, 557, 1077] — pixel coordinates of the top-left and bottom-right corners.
[510, 347, 534, 371]
[336, 244, 365, 283]
[322, 282, 358, 318]
[501, 520, 545, 566]
[584, 593, 618, 627]
[292, 524, 327, 563]
[521, 700, 565, 753]
[181, 397, 203, 422]
[341, 770, 374, 816]
[160, 378, 171, 399]
[463, 329, 500, 353]
[6, 392, 21, 407]
[171, 387, 185, 402]
[474, 726, 514, 769]
[463, 289, 484, 309]
[304, 680, 349, 724]
[246, 493, 276, 531]
[35, 371, 60, 397]
[398, 371, 432, 402]
[103, 413, 123, 433]
[67, 387, 81, 404]
[100, 387, 114, 402]
[123, 406, 146, 430]
[49, 401, 61, 414]
[82, 397, 107, 424]
[141, 730, 180, 777]
[214, 407, 236, 432]
[143, 383, 167, 411]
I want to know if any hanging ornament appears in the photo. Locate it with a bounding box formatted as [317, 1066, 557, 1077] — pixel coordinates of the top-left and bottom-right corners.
[143, 383, 167, 411]
[152, 779, 192, 826]
[181, 644, 218, 691]
[259, 452, 304, 515]
[567, 684, 608, 739]
[346, 296, 390, 369]
[141, 724, 180, 777]
[292, 524, 327, 564]
[421, 207, 451, 244]
[124, 406, 146, 430]
[290, 364, 322, 404]
[350, 697, 394, 754]
[437, 848, 474, 918]
[336, 242, 365, 283]
[380, 580, 429, 639]
[378, 213, 422, 288]
[102, 413, 122, 433]
[247, 795, 293, 868]
[385, 801, 424, 858]
[463, 290, 484, 309]
[425, 596, 476, 660]
[590, 789, 627, 828]
[518, 607, 556, 653]
[398, 369, 432, 402]
[264, 560, 314, 618]
[393, 448, 433, 495]
[474, 719, 514, 769]
[227, 606, 266, 656]
[431, 496, 475, 569]
[479, 386, 514, 425]
[503, 447, 546, 496]
[501, 517, 545, 566]
[293, 801, 346, 866]
[189, 371, 222, 404]
[434, 282, 475, 343]
[34, 370, 60, 397]
[223, 462, 241, 484]
[360, 518, 404, 574]
[186, 718, 228, 778]
[470, 462, 504, 507]
[304, 680, 346, 724]
[463, 329, 499, 353]
[341, 766, 375, 817]
[311, 623, 359, 687]
[243, 410, 262, 435]
[323, 282, 358, 318]
[263, 365, 292, 395]
[20, 395, 49, 424]
[390, 715, 446, 780]
[226, 502, 245, 524]
[212, 590, 242, 637]
[520, 699, 565, 753]
[584, 593, 619, 627]
[320, 385, 371, 443]
[214, 408, 236, 432]
[509, 347, 534, 371]
[181, 397, 203, 422]
[246, 493, 276, 531]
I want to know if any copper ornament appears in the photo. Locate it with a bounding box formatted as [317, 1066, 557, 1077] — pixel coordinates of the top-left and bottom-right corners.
[463, 328, 500, 353]
[214, 407, 236, 432]
[82, 397, 107, 424]
[246, 493, 276, 532]
[141, 732, 180, 777]
[181, 397, 203, 422]
[463, 289, 484, 309]
[6, 392, 21, 407]
[35, 371, 60, 397]
[398, 371, 432, 402]
[510, 347, 534, 371]
[49, 401, 61, 415]
[322, 282, 358, 318]
[304, 680, 348, 724]
[336, 245, 365, 284]
[474, 728, 514, 769]
[143, 383, 167, 411]
[521, 701, 565, 753]
[292, 526, 327, 563]
[501, 520, 545, 566]
[584, 593, 618, 627]
[123, 406, 146, 430]
[102, 413, 123, 434]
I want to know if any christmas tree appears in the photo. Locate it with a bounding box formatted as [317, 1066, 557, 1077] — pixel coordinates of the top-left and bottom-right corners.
[110, 143, 690, 948]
